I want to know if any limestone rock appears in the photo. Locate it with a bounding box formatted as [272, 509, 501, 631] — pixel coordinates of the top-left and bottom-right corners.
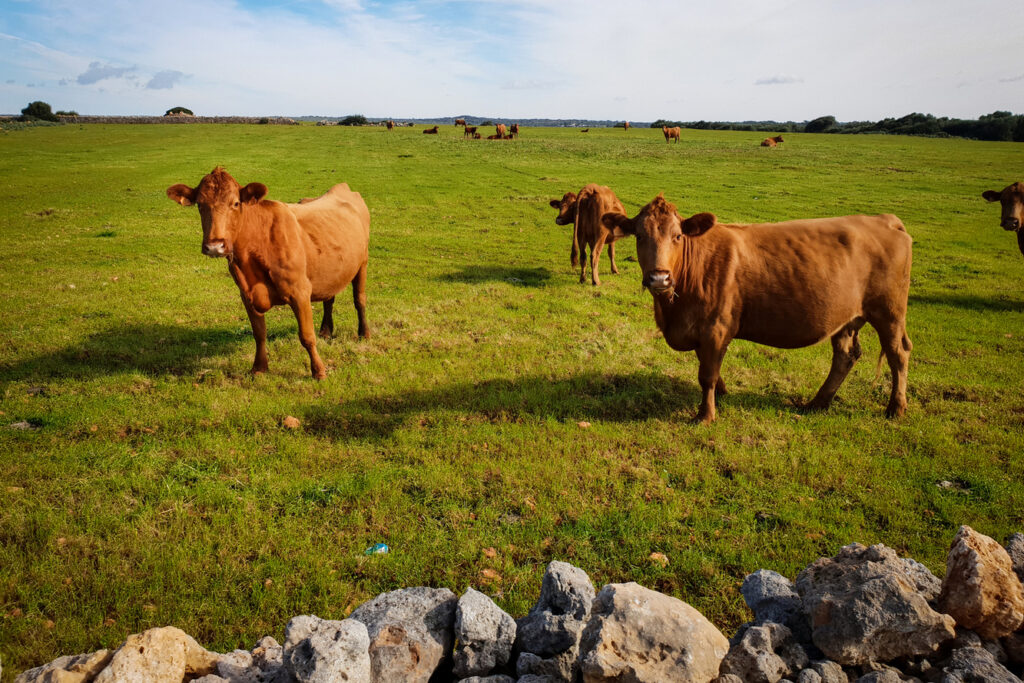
[937, 525, 1024, 640]
[809, 660, 848, 683]
[795, 670, 822, 683]
[250, 636, 286, 681]
[1002, 631, 1024, 664]
[939, 646, 1020, 682]
[283, 615, 370, 683]
[713, 676, 745, 683]
[854, 671, 901, 683]
[453, 587, 516, 678]
[578, 582, 729, 683]
[742, 570, 805, 635]
[795, 543, 956, 665]
[516, 651, 575, 682]
[516, 561, 595, 659]
[93, 626, 219, 683]
[349, 586, 457, 683]
[900, 558, 943, 602]
[718, 623, 796, 683]
[1006, 533, 1024, 585]
[217, 650, 259, 683]
[458, 677, 516, 683]
[14, 650, 113, 683]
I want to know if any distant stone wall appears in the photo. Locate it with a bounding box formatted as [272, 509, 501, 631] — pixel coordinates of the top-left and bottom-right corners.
[56, 116, 299, 125]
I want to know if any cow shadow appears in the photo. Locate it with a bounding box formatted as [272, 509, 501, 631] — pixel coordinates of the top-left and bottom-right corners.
[909, 293, 1022, 313]
[302, 371, 786, 441]
[0, 323, 262, 382]
[438, 265, 553, 287]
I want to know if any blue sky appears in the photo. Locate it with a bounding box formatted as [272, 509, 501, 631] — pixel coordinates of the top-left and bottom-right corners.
[2, 0, 1023, 120]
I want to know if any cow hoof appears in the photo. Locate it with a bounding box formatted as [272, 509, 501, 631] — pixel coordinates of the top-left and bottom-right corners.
[318, 329, 333, 340]
[803, 399, 831, 412]
[359, 329, 371, 340]
[885, 403, 906, 419]
[251, 366, 268, 375]
[691, 413, 715, 426]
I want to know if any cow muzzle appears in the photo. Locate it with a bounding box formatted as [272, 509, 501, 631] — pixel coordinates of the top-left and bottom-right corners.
[643, 270, 674, 293]
[202, 241, 228, 257]
[1001, 217, 1021, 231]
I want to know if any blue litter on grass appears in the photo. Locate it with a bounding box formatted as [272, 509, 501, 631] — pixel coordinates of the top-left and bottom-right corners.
[365, 543, 389, 555]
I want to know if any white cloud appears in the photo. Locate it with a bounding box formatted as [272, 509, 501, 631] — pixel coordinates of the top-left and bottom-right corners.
[146, 70, 185, 90]
[755, 76, 804, 86]
[76, 61, 135, 85]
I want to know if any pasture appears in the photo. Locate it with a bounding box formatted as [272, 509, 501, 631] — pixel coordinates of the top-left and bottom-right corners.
[1, 123, 1022, 678]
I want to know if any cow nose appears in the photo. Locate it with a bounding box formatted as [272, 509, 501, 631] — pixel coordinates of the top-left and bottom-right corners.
[202, 241, 226, 257]
[1002, 217, 1020, 231]
[643, 270, 672, 290]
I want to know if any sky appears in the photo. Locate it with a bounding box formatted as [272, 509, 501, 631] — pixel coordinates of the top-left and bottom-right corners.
[2, 0, 1023, 121]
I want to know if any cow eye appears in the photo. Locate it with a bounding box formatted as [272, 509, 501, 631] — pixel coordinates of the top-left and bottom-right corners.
[674, 233, 682, 242]
[233, 201, 240, 208]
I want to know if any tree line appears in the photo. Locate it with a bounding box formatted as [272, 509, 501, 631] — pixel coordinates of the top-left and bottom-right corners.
[651, 111, 1024, 142]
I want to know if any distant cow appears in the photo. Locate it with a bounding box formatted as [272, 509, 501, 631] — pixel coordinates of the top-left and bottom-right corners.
[496, 123, 507, 137]
[486, 134, 503, 139]
[510, 123, 519, 138]
[423, 125, 439, 134]
[167, 167, 370, 379]
[624, 121, 631, 131]
[473, 132, 482, 139]
[601, 195, 912, 423]
[982, 182, 1024, 256]
[464, 126, 478, 138]
[580, 128, 589, 133]
[455, 118, 467, 126]
[550, 184, 629, 286]
[663, 126, 681, 143]
[761, 135, 784, 147]
[386, 120, 395, 131]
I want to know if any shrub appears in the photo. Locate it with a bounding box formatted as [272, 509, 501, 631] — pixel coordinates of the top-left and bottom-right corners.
[339, 115, 368, 126]
[258, 118, 270, 125]
[20, 101, 58, 122]
[804, 115, 836, 133]
[55, 110, 79, 117]
[165, 107, 194, 116]
[480, 121, 493, 126]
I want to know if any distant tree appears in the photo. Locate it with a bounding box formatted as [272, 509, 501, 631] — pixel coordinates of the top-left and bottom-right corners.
[480, 120, 493, 126]
[165, 107, 194, 116]
[339, 115, 368, 126]
[55, 110, 79, 116]
[804, 115, 836, 133]
[20, 101, 58, 122]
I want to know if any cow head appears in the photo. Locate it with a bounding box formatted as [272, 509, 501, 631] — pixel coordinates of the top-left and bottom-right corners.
[167, 167, 267, 257]
[602, 194, 715, 295]
[982, 182, 1024, 231]
[549, 192, 579, 226]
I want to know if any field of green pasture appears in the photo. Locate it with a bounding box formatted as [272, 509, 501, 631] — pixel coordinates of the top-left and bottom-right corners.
[1, 122, 1022, 678]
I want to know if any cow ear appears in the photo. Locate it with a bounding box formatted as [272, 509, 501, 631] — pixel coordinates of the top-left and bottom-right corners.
[549, 199, 562, 209]
[240, 182, 268, 204]
[166, 184, 197, 206]
[602, 212, 635, 235]
[982, 190, 1001, 202]
[681, 212, 716, 236]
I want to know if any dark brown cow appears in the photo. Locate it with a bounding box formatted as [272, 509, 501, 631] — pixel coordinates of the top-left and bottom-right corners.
[663, 126, 681, 143]
[510, 123, 519, 138]
[496, 123, 507, 137]
[580, 128, 589, 133]
[455, 118, 467, 126]
[549, 184, 628, 286]
[463, 126, 478, 138]
[602, 195, 912, 423]
[473, 132, 482, 139]
[486, 134, 502, 140]
[982, 182, 1024, 256]
[385, 120, 395, 131]
[166, 168, 369, 379]
[423, 125, 439, 134]
[761, 135, 784, 147]
[624, 121, 630, 131]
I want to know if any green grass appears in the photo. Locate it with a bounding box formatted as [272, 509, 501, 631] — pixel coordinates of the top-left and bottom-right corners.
[1, 123, 1023, 678]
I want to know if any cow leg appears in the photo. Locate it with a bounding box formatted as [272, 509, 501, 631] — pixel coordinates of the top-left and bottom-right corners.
[876, 321, 911, 418]
[319, 297, 335, 340]
[578, 243, 588, 284]
[715, 377, 728, 395]
[240, 293, 269, 375]
[806, 319, 865, 411]
[288, 295, 327, 380]
[608, 241, 619, 274]
[694, 343, 728, 424]
[590, 236, 607, 286]
[352, 261, 370, 339]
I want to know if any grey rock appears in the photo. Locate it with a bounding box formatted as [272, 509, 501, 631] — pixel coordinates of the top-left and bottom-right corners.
[809, 660, 847, 683]
[283, 615, 371, 683]
[796, 543, 956, 665]
[193, 677, 230, 683]
[15, 650, 113, 683]
[1002, 631, 1024, 663]
[855, 672, 901, 683]
[517, 676, 559, 683]
[743, 570, 805, 632]
[516, 561, 595, 658]
[718, 623, 791, 683]
[714, 676, 745, 683]
[217, 650, 259, 683]
[454, 587, 516, 678]
[350, 586, 457, 683]
[458, 676, 516, 683]
[796, 670, 822, 683]
[940, 646, 1020, 683]
[901, 558, 943, 602]
[516, 651, 575, 682]
[1007, 533, 1024, 585]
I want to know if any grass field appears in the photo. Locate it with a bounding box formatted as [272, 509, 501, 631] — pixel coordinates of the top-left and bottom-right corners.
[1, 122, 1022, 678]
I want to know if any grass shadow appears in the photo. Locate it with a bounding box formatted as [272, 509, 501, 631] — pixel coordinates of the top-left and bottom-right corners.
[0, 323, 261, 382]
[439, 265, 553, 287]
[303, 371, 786, 440]
[910, 293, 1022, 313]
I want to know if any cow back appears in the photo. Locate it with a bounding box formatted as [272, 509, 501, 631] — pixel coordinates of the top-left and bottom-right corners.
[287, 184, 370, 300]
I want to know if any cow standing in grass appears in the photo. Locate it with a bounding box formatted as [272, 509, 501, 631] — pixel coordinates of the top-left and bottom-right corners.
[602, 195, 912, 423]
[982, 182, 1024, 256]
[550, 184, 629, 286]
[167, 167, 370, 379]
[663, 126, 681, 143]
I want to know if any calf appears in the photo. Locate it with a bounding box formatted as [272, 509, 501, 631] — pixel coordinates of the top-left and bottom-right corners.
[663, 126, 681, 143]
[423, 125, 439, 134]
[982, 182, 1024, 256]
[455, 118, 467, 126]
[386, 120, 395, 130]
[167, 167, 370, 379]
[602, 195, 912, 423]
[761, 135, 784, 147]
[510, 123, 520, 138]
[549, 184, 628, 286]
[464, 126, 478, 138]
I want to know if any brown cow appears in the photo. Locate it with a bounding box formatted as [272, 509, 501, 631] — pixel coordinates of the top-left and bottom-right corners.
[982, 182, 1024, 256]
[166, 167, 370, 379]
[580, 128, 589, 133]
[486, 134, 502, 140]
[496, 123, 507, 137]
[663, 126, 681, 143]
[601, 195, 912, 423]
[510, 123, 519, 138]
[624, 121, 630, 131]
[473, 132, 482, 139]
[761, 135, 784, 147]
[463, 126, 478, 138]
[455, 118, 467, 126]
[423, 125, 439, 134]
[385, 120, 395, 131]
[549, 184, 628, 286]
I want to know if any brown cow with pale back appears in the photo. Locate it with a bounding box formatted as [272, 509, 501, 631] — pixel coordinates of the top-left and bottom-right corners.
[549, 184, 629, 286]
[455, 118, 467, 126]
[166, 167, 370, 379]
[982, 182, 1024, 256]
[761, 135, 784, 147]
[663, 126, 681, 143]
[602, 195, 912, 423]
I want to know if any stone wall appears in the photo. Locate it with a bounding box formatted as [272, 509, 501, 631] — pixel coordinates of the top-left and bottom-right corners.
[55, 116, 299, 125]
